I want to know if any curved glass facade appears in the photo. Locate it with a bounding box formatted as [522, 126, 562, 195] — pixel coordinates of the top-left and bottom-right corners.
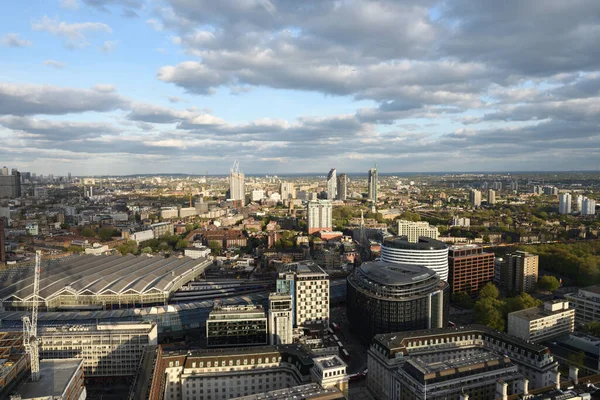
[381, 237, 449, 282]
[347, 261, 449, 341]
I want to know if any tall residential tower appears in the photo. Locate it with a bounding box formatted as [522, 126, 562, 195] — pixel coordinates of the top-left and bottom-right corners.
[326, 168, 337, 200]
[368, 166, 378, 202]
[229, 160, 245, 202]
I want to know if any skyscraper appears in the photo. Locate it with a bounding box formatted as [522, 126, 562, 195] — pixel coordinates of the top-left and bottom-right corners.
[559, 193, 571, 214]
[229, 160, 245, 202]
[268, 293, 293, 345]
[326, 168, 337, 200]
[336, 173, 347, 201]
[368, 166, 378, 202]
[280, 182, 295, 200]
[582, 197, 596, 216]
[487, 189, 496, 205]
[469, 189, 481, 207]
[307, 200, 332, 234]
[504, 251, 539, 293]
[575, 195, 583, 212]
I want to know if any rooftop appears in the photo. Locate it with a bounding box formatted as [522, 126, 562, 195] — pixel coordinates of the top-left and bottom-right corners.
[231, 383, 343, 400]
[509, 303, 572, 322]
[357, 261, 436, 286]
[581, 284, 600, 295]
[383, 236, 448, 251]
[278, 261, 328, 276]
[18, 359, 82, 399]
[313, 355, 345, 370]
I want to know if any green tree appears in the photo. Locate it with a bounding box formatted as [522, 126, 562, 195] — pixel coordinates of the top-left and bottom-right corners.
[81, 227, 95, 238]
[537, 275, 560, 292]
[452, 291, 474, 309]
[117, 240, 138, 255]
[568, 351, 586, 368]
[474, 297, 505, 331]
[98, 227, 118, 241]
[505, 293, 542, 314]
[175, 239, 189, 250]
[479, 282, 499, 300]
[583, 321, 600, 337]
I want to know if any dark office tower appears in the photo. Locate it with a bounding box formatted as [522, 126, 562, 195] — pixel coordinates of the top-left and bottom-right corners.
[0, 169, 21, 198]
[336, 173, 347, 201]
[448, 244, 495, 297]
[503, 251, 539, 293]
[0, 217, 5, 264]
[368, 166, 378, 202]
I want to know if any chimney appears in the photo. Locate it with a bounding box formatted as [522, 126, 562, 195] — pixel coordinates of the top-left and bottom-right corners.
[517, 378, 529, 395]
[553, 370, 561, 390]
[569, 365, 579, 385]
[496, 380, 508, 400]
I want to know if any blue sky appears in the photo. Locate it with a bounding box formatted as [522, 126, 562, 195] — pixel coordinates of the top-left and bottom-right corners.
[1, 0, 599, 176]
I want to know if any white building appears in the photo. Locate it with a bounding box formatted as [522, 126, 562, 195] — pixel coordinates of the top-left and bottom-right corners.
[326, 168, 337, 200]
[559, 193, 572, 214]
[230, 162, 245, 202]
[84, 243, 109, 255]
[39, 322, 158, 377]
[151, 222, 174, 238]
[268, 293, 293, 345]
[488, 189, 496, 205]
[582, 197, 596, 216]
[565, 285, 600, 324]
[469, 189, 482, 207]
[311, 355, 349, 397]
[184, 246, 211, 259]
[251, 190, 265, 202]
[161, 207, 179, 219]
[451, 216, 470, 227]
[131, 229, 154, 244]
[396, 220, 439, 243]
[575, 194, 584, 212]
[280, 182, 295, 200]
[381, 236, 449, 282]
[25, 222, 39, 236]
[277, 262, 330, 328]
[508, 300, 575, 343]
[307, 200, 332, 234]
[179, 207, 197, 218]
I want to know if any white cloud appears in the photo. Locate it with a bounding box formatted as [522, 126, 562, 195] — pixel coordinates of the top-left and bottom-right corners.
[31, 16, 112, 48]
[59, 0, 79, 10]
[1, 33, 32, 48]
[43, 60, 66, 69]
[100, 40, 119, 52]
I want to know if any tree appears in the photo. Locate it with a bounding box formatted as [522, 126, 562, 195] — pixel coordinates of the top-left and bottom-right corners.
[568, 351, 585, 368]
[452, 291, 474, 309]
[583, 321, 600, 337]
[175, 239, 189, 250]
[537, 275, 560, 292]
[479, 282, 499, 300]
[474, 297, 505, 331]
[117, 240, 138, 255]
[505, 293, 542, 314]
[81, 227, 95, 238]
[98, 227, 118, 241]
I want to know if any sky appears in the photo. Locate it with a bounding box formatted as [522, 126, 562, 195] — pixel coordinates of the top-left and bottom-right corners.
[1, 0, 600, 176]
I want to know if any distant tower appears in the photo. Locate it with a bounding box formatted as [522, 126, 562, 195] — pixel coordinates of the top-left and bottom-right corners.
[559, 193, 572, 215]
[368, 165, 378, 203]
[1, 166, 7, 176]
[327, 168, 337, 200]
[469, 189, 482, 207]
[307, 200, 333, 234]
[336, 174, 347, 201]
[487, 189, 496, 205]
[229, 160, 245, 202]
[0, 217, 5, 264]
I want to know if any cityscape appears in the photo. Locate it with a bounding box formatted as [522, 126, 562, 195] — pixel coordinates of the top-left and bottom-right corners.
[2, 1, 600, 400]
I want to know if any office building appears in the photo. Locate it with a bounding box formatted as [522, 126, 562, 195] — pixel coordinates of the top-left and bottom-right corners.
[230, 161, 245, 202]
[311, 355, 349, 398]
[206, 303, 268, 347]
[381, 236, 449, 282]
[151, 221, 174, 238]
[492, 181, 503, 191]
[368, 166, 378, 202]
[0, 168, 21, 198]
[277, 261, 330, 327]
[543, 186, 559, 196]
[18, 359, 86, 400]
[510, 181, 519, 191]
[469, 189, 481, 207]
[336, 173, 347, 201]
[394, 349, 520, 400]
[280, 182, 295, 200]
[488, 189, 496, 205]
[39, 322, 158, 377]
[326, 168, 337, 200]
[451, 216, 470, 227]
[448, 244, 495, 296]
[0, 217, 5, 264]
[161, 207, 179, 219]
[565, 285, 600, 324]
[367, 325, 559, 399]
[508, 300, 575, 343]
[396, 220, 439, 243]
[582, 197, 596, 215]
[559, 193, 572, 214]
[503, 251, 539, 293]
[151, 345, 315, 400]
[307, 200, 333, 234]
[347, 260, 449, 341]
[575, 194, 584, 212]
[231, 384, 344, 400]
[251, 189, 264, 202]
[268, 293, 293, 345]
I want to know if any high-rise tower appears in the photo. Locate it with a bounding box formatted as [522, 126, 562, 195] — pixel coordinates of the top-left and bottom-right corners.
[326, 168, 337, 200]
[229, 160, 245, 202]
[368, 165, 378, 202]
[336, 174, 347, 201]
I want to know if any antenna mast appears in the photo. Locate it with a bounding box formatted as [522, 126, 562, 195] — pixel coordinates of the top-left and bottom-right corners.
[22, 250, 41, 382]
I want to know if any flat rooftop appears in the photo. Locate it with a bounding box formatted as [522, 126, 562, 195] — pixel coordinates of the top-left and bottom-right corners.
[509, 305, 572, 321]
[18, 359, 82, 399]
[231, 383, 342, 400]
[314, 355, 345, 369]
[408, 348, 507, 374]
[278, 261, 327, 275]
[580, 284, 600, 295]
[358, 260, 436, 286]
[383, 236, 448, 251]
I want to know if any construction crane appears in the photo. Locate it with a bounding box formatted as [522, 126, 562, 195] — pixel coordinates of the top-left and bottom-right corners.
[22, 250, 41, 382]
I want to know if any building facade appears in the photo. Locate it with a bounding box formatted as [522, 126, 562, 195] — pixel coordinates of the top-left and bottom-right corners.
[230, 163, 245, 202]
[582, 197, 596, 216]
[508, 300, 575, 343]
[559, 193, 572, 215]
[0, 169, 21, 199]
[326, 168, 337, 200]
[336, 174, 347, 201]
[206, 304, 268, 347]
[565, 285, 600, 325]
[381, 236, 449, 282]
[277, 262, 330, 328]
[280, 182, 295, 200]
[469, 189, 481, 207]
[268, 293, 293, 345]
[448, 244, 495, 296]
[307, 200, 333, 234]
[488, 189, 496, 205]
[346, 260, 449, 341]
[396, 220, 439, 243]
[503, 251, 539, 293]
[38, 322, 157, 377]
[368, 167, 378, 203]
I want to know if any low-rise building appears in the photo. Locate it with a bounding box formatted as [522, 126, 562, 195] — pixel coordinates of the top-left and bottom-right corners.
[151, 222, 174, 238]
[18, 359, 86, 400]
[311, 355, 349, 398]
[184, 246, 211, 259]
[508, 300, 575, 343]
[206, 304, 268, 347]
[565, 285, 600, 325]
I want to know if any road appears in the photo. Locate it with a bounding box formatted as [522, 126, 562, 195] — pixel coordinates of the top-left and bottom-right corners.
[329, 305, 369, 374]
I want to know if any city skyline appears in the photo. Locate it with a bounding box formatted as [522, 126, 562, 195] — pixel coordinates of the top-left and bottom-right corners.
[2, 1, 600, 175]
